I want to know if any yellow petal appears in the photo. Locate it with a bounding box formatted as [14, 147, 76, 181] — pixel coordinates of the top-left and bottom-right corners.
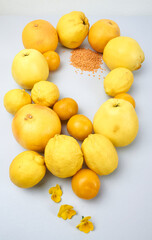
[56, 188, 62, 196]
[57, 205, 76, 220]
[49, 184, 62, 195]
[57, 205, 69, 218]
[81, 216, 91, 222]
[76, 217, 94, 234]
[49, 184, 62, 201]
[57, 205, 65, 217]
[87, 221, 94, 231]
[76, 222, 83, 228]
[60, 211, 69, 220]
[51, 193, 61, 203]
[67, 210, 76, 219]
[49, 187, 56, 194]
[79, 224, 90, 233]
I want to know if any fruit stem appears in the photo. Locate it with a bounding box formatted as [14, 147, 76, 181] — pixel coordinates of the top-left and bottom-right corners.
[23, 53, 29, 57]
[113, 103, 120, 107]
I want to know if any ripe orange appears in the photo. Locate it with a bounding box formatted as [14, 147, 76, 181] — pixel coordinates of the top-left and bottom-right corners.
[114, 93, 136, 108]
[53, 98, 78, 121]
[71, 169, 100, 200]
[22, 19, 58, 53]
[88, 19, 120, 53]
[43, 51, 60, 71]
[67, 114, 93, 141]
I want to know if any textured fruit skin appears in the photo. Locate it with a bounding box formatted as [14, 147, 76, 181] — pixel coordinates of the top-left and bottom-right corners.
[103, 36, 145, 71]
[43, 51, 60, 71]
[88, 19, 120, 53]
[12, 49, 49, 89]
[12, 104, 61, 152]
[9, 151, 46, 188]
[104, 67, 134, 96]
[114, 93, 136, 108]
[67, 114, 93, 141]
[71, 169, 100, 200]
[31, 81, 59, 107]
[22, 19, 58, 53]
[3, 89, 31, 115]
[44, 134, 83, 178]
[57, 11, 89, 49]
[53, 98, 78, 121]
[81, 134, 118, 175]
[93, 99, 139, 147]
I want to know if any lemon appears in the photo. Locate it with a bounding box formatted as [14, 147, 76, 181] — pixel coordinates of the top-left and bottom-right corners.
[81, 134, 118, 175]
[9, 151, 46, 188]
[4, 89, 31, 115]
[104, 67, 134, 96]
[31, 81, 60, 107]
[44, 134, 83, 178]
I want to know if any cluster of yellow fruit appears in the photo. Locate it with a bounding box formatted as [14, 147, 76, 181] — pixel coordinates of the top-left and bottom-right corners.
[4, 11, 144, 202]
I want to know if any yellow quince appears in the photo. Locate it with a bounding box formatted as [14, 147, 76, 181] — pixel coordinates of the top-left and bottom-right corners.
[57, 11, 89, 49]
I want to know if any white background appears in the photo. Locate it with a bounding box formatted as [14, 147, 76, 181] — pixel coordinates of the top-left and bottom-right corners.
[0, 0, 152, 16]
[0, 2, 152, 240]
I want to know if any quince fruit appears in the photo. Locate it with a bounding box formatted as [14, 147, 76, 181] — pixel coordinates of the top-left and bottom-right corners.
[57, 11, 89, 49]
[103, 36, 145, 71]
[93, 98, 139, 147]
[12, 49, 49, 89]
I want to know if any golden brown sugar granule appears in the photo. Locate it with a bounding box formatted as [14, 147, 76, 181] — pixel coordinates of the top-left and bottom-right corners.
[70, 48, 103, 73]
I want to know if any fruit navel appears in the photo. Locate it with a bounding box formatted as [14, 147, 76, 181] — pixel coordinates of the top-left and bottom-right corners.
[24, 113, 33, 120]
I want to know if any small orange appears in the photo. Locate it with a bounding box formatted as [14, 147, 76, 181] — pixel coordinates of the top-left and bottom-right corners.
[88, 19, 120, 53]
[53, 98, 78, 121]
[43, 51, 60, 71]
[114, 93, 136, 108]
[67, 114, 93, 141]
[22, 19, 58, 53]
[71, 169, 100, 200]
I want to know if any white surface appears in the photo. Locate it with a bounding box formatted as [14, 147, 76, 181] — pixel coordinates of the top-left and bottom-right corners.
[0, 0, 152, 16]
[0, 15, 152, 240]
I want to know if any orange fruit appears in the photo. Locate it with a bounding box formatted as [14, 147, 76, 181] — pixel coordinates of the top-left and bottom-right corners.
[114, 93, 136, 108]
[88, 19, 120, 53]
[67, 114, 93, 141]
[71, 169, 100, 200]
[53, 98, 78, 121]
[22, 19, 58, 53]
[43, 51, 60, 71]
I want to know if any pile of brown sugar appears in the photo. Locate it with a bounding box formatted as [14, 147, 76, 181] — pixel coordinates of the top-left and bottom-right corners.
[70, 48, 103, 74]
